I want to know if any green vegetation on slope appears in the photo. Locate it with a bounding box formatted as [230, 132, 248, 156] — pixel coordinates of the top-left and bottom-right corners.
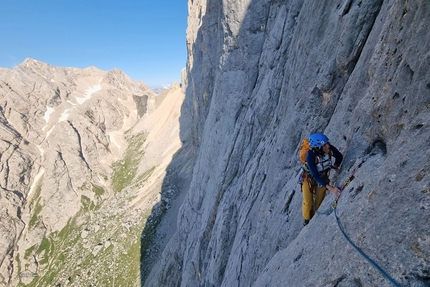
[18, 130, 162, 286]
[140, 204, 167, 281]
[19, 207, 152, 287]
[28, 185, 42, 229]
[112, 132, 147, 193]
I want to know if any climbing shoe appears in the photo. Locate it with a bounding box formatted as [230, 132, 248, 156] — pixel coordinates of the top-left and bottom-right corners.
[303, 219, 310, 226]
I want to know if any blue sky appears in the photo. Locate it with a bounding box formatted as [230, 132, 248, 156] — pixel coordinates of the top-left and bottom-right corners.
[0, 1, 188, 87]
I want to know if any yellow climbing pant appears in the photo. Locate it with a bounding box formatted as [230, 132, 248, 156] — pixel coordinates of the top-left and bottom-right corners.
[301, 174, 328, 220]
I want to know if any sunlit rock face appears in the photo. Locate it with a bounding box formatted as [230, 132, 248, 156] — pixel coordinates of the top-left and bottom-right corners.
[0, 58, 172, 286]
[144, 0, 430, 286]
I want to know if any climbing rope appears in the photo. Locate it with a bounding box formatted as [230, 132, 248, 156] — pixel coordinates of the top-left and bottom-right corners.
[330, 159, 400, 287]
[334, 208, 399, 286]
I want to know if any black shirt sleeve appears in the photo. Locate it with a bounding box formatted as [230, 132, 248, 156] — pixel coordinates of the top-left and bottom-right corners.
[330, 144, 343, 167]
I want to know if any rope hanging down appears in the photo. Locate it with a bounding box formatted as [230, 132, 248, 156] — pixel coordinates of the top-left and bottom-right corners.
[329, 159, 400, 287]
[334, 208, 399, 286]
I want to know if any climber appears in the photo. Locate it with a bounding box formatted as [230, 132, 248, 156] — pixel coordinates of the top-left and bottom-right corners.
[300, 133, 343, 226]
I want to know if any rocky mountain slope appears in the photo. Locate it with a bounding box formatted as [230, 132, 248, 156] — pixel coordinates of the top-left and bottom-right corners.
[144, 0, 430, 286]
[0, 59, 188, 286]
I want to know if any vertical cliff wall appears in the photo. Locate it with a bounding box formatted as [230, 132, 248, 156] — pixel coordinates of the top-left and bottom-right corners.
[145, 0, 430, 286]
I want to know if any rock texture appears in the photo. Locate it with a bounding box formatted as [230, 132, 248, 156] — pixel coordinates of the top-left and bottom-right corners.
[144, 0, 430, 286]
[0, 59, 188, 286]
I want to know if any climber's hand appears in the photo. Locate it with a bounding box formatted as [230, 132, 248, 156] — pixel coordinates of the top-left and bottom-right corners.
[327, 185, 341, 196]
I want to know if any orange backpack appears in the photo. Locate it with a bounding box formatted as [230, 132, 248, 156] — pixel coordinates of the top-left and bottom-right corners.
[299, 138, 311, 164]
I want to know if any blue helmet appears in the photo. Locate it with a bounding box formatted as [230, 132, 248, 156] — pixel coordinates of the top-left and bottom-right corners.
[309, 133, 329, 148]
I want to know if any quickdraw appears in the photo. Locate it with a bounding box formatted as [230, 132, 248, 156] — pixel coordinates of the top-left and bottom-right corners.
[332, 159, 365, 208]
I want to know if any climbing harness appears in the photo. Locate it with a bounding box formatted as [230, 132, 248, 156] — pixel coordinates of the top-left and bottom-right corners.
[329, 159, 400, 287]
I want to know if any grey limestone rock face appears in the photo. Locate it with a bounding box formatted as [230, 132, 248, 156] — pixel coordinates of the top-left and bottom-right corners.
[145, 0, 430, 287]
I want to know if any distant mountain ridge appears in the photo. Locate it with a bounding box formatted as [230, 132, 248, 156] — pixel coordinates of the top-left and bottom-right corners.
[0, 58, 188, 286]
[151, 84, 175, 94]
